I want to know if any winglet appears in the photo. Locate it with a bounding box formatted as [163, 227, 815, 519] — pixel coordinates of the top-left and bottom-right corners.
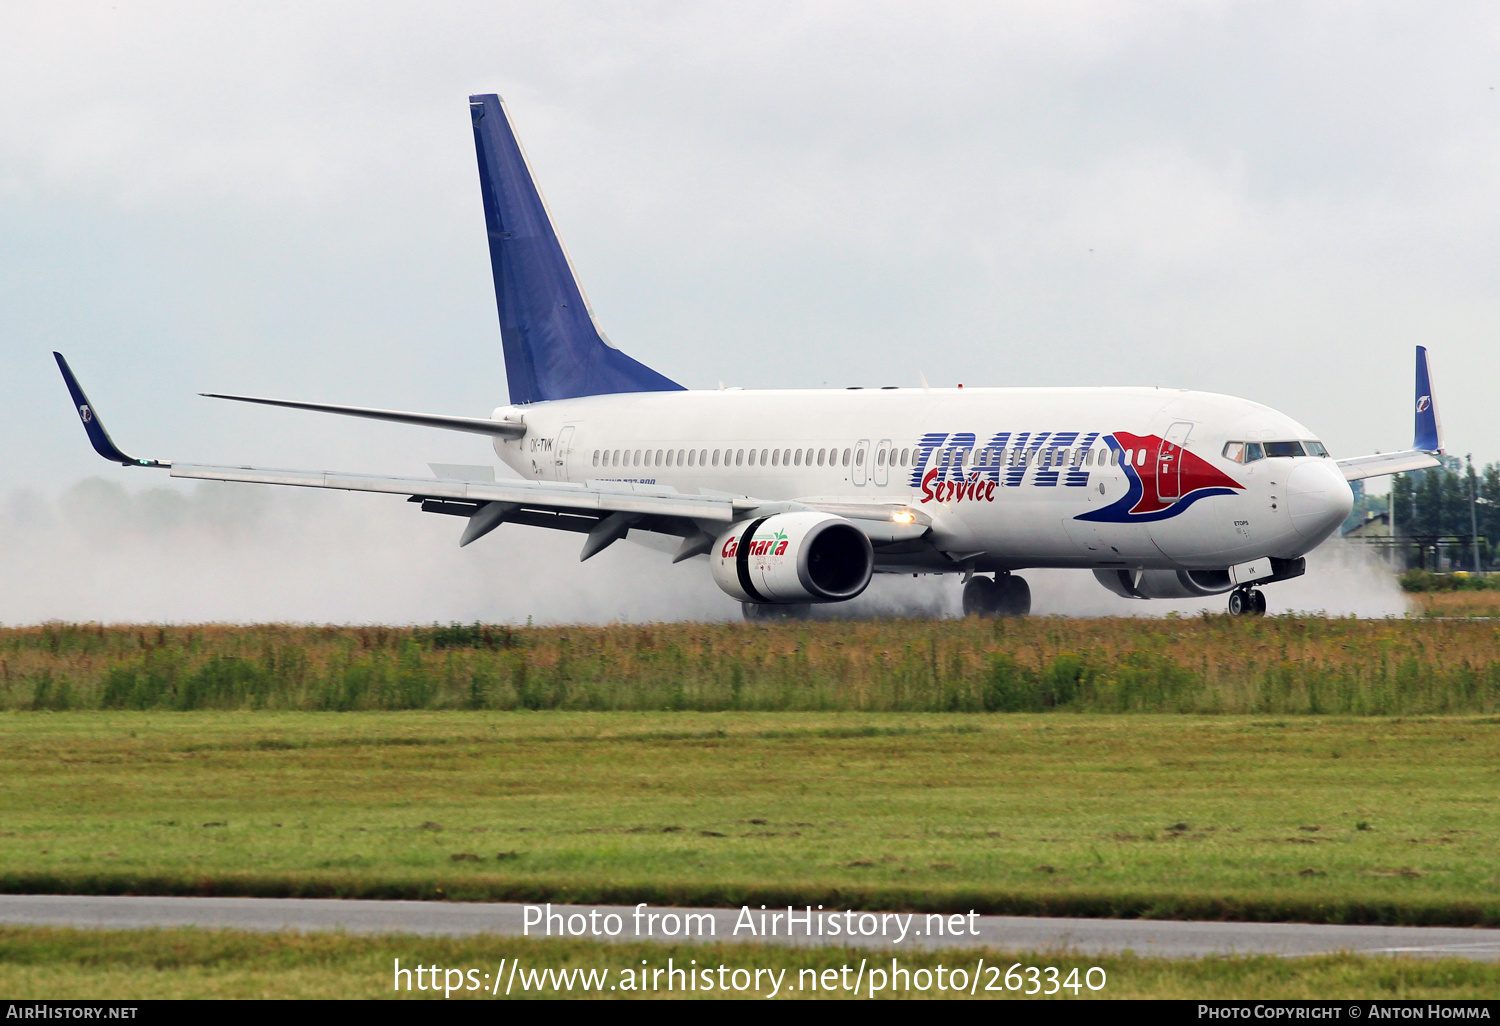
[53, 352, 168, 468]
[1414, 345, 1443, 452]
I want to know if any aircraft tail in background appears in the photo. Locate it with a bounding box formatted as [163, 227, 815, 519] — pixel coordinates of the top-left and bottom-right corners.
[1414, 344, 1442, 452]
[469, 94, 683, 405]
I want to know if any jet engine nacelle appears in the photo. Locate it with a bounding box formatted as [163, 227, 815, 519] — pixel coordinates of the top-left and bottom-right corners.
[711, 512, 873, 604]
[1093, 568, 1235, 600]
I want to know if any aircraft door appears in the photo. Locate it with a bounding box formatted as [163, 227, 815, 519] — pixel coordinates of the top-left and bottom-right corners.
[550, 425, 576, 481]
[1156, 421, 1192, 502]
[873, 439, 891, 486]
[852, 439, 870, 486]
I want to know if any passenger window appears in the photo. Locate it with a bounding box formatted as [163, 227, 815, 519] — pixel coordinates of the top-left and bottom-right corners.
[843, 448, 852, 466]
[793, 450, 802, 466]
[735, 449, 744, 466]
[701, 449, 708, 466]
[747, 449, 756, 467]
[592, 450, 600, 467]
[771, 449, 780, 467]
[761, 448, 769, 465]
[688, 450, 696, 467]
[666, 450, 674, 467]
[856, 449, 865, 467]
[656, 449, 664, 465]
[712, 450, 720, 466]
[817, 449, 826, 466]
[901, 448, 910, 466]
[644, 451, 653, 467]
[1136, 449, 1147, 466]
[876, 449, 885, 467]
[678, 449, 686, 465]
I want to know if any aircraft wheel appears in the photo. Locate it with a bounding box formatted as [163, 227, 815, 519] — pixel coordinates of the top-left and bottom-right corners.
[962, 576, 1000, 617]
[996, 574, 1031, 617]
[1228, 589, 1249, 616]
[1251, 589, 1267, 615]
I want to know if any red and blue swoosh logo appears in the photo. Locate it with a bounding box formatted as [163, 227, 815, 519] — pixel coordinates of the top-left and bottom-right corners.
[1075, 432, 1242, 523]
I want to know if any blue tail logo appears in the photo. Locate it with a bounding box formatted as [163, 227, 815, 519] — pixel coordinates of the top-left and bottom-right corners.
[1413, 346, 1442, 452]
[469, 94, 684, 405]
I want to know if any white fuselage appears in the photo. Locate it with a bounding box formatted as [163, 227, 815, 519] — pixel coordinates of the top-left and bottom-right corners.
[491, 386, 1354, 573]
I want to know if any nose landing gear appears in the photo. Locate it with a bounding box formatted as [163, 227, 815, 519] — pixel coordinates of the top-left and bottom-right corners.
[1228, 587, 1267, 616]
[962, 574, 1032, 617]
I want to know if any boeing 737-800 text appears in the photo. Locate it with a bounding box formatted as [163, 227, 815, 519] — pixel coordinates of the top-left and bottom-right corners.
[55, 94, 1444, 618]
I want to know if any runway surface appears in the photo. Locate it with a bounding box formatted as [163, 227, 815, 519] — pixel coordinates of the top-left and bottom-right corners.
[3, 895, 1499, 960]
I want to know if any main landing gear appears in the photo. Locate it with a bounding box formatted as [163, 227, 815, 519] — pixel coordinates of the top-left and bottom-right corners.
[962, 574, 1031, 618]
[1227, 586, 1267, 617]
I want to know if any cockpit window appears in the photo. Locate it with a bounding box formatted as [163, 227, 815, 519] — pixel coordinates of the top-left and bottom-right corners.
[1223, 441, 1266, 463]
[1225, 439, 1319, 462]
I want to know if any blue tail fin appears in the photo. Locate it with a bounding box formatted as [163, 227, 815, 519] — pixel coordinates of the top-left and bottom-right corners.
[1414, 345, 1442, 452]
[469, 94, 683, 404]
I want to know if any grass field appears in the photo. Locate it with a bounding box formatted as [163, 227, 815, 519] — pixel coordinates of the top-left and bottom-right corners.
[2, 711, 1497, 924]
[3, 616, 1500, 714]
[3, 926, 1498, 999]
[1408, 590, 1500, 618]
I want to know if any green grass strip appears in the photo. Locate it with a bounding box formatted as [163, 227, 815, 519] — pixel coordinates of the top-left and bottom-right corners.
[3, 926, 1498, 1000]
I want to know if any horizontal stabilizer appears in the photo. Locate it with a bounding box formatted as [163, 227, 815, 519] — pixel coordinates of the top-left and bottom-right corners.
[201, 393, 526, 439]
[169, 462, 736, 521]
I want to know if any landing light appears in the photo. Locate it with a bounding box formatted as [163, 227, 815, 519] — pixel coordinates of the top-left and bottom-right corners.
[892, 510, 916, 524]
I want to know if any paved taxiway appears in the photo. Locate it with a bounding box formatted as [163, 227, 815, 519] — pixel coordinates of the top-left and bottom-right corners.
[3, 895, 1498, 961]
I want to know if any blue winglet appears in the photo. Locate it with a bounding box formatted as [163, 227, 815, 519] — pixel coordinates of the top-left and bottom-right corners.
[469, 94, 684, 404]
[1414, 345, 1442, 452]
[53, 352, 166, 468]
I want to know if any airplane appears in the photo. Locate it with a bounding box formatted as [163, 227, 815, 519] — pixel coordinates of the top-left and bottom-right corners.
[54, 93, 1445, 620]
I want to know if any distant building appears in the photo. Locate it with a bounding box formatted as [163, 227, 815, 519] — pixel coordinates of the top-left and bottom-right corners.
[1344, 510, 1390, 540]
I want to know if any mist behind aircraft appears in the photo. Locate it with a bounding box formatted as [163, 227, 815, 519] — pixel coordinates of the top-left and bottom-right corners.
[0, 478, 1405, 624]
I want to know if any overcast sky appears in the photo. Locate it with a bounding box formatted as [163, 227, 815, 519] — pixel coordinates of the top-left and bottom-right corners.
[0, 2, 1496, 621]
[5, 0, 1499, 489]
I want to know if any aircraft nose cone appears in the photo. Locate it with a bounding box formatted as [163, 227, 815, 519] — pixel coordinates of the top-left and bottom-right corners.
[1287, 460, 1353, 542]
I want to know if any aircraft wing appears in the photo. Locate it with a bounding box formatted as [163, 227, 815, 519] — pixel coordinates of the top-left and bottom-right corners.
[55, 352, 931, 561]
[1332, 346, 1446, 482]
[1335, 449, 1441, 482]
